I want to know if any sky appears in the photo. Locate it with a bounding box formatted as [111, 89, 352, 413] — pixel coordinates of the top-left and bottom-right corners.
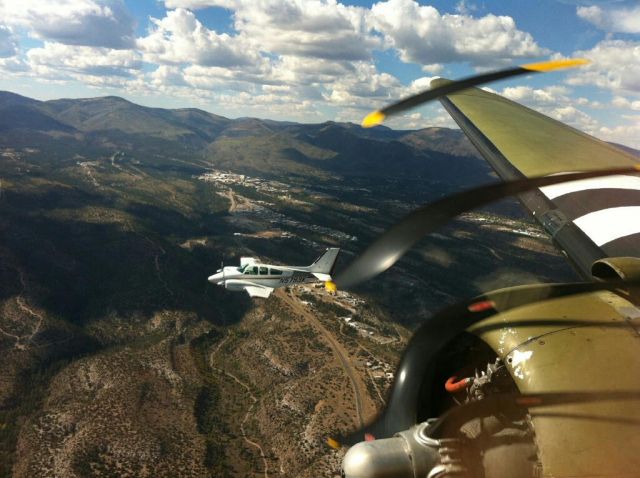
[1, 0, 640, 147]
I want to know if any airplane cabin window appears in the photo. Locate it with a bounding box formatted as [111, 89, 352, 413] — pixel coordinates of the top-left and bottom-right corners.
[259, 266, 268, 275]
[270, 268, 283, 275]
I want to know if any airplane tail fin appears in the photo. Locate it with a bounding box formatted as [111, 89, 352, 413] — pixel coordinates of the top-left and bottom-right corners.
[306, 248, 340, 281]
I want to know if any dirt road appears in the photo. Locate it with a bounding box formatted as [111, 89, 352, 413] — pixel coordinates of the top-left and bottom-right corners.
[276, 290, 371, 428]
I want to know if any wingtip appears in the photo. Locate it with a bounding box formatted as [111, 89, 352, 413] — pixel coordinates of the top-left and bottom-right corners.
[522, 58, 590, 72]
[361, 111, 385, 128]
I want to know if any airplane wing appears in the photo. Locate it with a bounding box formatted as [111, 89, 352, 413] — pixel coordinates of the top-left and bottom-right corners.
[245, 285, 273, 298]
[435, 79, 640, 278]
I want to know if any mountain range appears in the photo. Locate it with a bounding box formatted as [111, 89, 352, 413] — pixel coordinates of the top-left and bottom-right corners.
[0, 90, 491, 184]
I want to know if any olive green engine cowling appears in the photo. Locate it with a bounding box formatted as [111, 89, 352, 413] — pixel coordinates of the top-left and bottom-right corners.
[469, 286, 640, 477]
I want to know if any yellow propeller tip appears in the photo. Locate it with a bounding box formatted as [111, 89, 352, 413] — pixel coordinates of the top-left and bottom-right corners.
[325, 281, 337, 293]
[362, 111, 385, 128]
[522, 58, 590, 72]
[327, 437, 342, 449]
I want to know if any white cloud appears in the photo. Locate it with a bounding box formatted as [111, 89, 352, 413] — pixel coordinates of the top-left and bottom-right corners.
[567, 40, 640, 93]
[128, 0, 553, 119]
[324, 62, 402, 107]
[0, 0, 135, 49]
[0, 56, 29, 73]
[224, 0, 379, 61]
[612, 96, 640, 111]
[577, 5, 640, 33]
[455, 1, 478, 15]
[406, 76, 438, 94]
[164, 0, 225, 8]
[149, 65, 189, 88]
[421, 63, 443, 74]
[165, 0, 379, 61]
[597, 115, 640, 149]
[368, 0, 548, 67]
[166, 0, 546, 68]
[271, 56, 354, 85]
[137, 8, 259, 67]
[502, 85, 570, 105]
[133, 1, 396, 118]
[27, 42, 142, 81]
[0, 24, 17, 57]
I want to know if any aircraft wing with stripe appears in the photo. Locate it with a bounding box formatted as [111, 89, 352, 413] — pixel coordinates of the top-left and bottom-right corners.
[435, 79, 640, 278]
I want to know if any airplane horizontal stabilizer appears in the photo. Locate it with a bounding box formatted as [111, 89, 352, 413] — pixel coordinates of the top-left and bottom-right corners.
[312, 273, 332, 282]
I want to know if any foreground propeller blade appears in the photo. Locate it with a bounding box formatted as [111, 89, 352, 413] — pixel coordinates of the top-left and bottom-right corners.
[362, 58, 588, 127]
[329, 278, 640, 447]
[334, 167, 640, 289]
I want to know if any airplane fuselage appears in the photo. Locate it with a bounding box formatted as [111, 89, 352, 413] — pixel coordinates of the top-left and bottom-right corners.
[208, 265, 316, 289]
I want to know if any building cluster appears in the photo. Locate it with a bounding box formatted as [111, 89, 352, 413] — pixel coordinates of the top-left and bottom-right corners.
[462, 212, 547, 239]
[334, 290, 365, 307]
[198, 169, 290, 196]
[1, 148, 21, 160]
[355, 347, 395, 381]
[199, 169, 357, 242]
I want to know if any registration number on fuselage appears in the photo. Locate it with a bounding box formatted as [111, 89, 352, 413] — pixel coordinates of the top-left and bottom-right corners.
[279, 273, 307, 284]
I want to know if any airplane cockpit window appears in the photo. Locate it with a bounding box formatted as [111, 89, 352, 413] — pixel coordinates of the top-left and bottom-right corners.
[237, 264, 248, 273]
[259, 266, 268, 275]
[244, 266, 258, 275]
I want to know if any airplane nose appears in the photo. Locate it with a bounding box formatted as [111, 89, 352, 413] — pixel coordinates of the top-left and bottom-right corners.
[208, 272, 224, 285]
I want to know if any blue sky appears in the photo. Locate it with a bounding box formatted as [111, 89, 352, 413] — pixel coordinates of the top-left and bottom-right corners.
[0, 0, 640, 147]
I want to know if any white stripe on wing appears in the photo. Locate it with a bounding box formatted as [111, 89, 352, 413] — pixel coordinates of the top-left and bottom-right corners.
[573, 206, 640, 246]
[540, 175, 640, 200]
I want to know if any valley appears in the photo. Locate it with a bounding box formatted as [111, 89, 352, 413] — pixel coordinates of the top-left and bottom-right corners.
[0, 91, 577, 477]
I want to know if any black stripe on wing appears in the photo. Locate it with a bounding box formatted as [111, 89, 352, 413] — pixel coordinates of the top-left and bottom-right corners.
[602, 233, 640, 258]
[553, 189, 640, 221]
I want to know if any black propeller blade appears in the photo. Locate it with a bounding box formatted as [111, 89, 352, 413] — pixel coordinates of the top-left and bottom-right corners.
[333, 166, 640, 290]
[362, 58, 588, 127]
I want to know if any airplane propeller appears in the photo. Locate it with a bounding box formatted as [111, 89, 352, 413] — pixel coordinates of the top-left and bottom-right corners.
[333, 166, 640, 289]
[361, 58, 588, 128]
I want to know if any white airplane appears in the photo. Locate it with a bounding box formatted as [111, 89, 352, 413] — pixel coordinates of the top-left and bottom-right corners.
[208, 248, 340, 298]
